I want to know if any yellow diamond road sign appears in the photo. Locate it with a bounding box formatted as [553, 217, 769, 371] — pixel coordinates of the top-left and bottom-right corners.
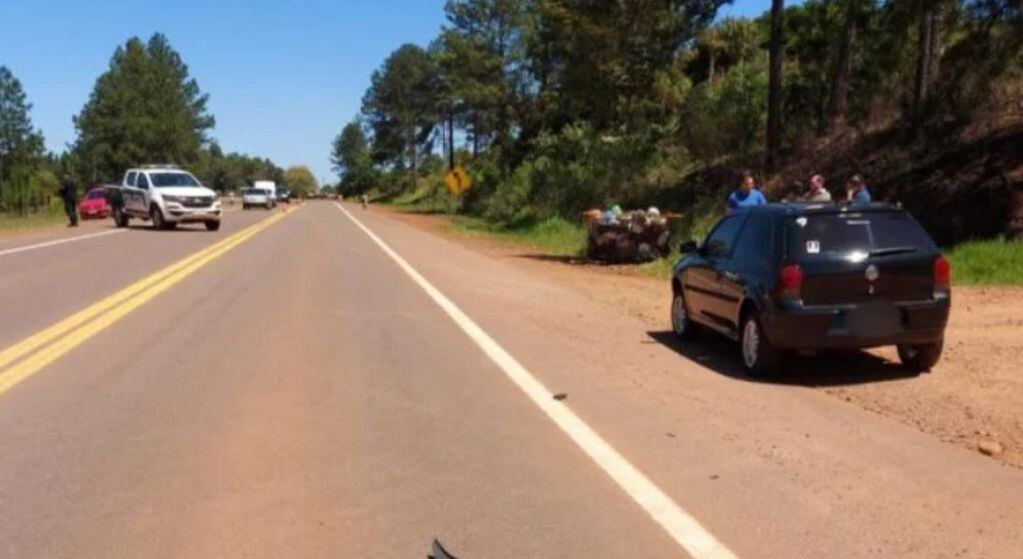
[445, 166, 472, 195]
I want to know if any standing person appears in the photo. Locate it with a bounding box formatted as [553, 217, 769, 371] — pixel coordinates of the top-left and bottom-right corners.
[725, 170, 767, 213]
[801, 174, 832, 203]
[846, 174, 872, 204]
[58, 174, 79, 227]
[360, 192, 369, 209]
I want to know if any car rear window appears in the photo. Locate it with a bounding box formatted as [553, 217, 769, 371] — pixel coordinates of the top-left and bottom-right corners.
[787, 211, 936, 259]
[244, 188, 264, 195]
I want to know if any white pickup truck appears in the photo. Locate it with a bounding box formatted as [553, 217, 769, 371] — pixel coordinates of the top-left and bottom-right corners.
[110, 165, 221, 231]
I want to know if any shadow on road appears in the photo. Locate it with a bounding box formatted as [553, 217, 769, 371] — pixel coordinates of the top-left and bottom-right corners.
[647, 330, 921, 387]
[514, 253, 590, 265]
[123, 224, 209, 233]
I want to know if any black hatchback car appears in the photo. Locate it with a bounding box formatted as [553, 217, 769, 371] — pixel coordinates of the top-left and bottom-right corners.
[670, 203, 951, 376]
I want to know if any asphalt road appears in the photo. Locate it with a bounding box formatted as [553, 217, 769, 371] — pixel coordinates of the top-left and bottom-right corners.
[1, 201, 1021, 558]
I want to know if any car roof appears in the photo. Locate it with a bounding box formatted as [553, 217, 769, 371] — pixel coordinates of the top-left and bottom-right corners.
[739, 202, 903, 218]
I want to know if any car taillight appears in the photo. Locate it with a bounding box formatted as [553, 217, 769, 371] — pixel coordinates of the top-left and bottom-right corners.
[778, 263, 803, 299]
[934, 256, 951, 293]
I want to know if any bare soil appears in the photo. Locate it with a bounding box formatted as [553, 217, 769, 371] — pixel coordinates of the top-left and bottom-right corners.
[383, 207, 1023, 469]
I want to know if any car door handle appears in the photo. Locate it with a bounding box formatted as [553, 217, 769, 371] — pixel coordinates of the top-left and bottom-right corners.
[721, 271, 744, 284]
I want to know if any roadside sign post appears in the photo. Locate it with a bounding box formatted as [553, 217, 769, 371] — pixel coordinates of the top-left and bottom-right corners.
[444, 166, 472, 196]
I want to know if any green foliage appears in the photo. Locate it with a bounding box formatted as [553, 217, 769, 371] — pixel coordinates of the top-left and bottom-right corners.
[344, 0, 1023, 248]
[362, 44, 442, 181]
[193, 144, 284, 193]
[947, 240, 1023, 285]
[332, 120, 378, 195]
[452, 214, 587, 256]
[72, 34, 214, 183]
[0, 66, 46, 213]
[283, 165, 318, 197]
[680, 62, 768, 161]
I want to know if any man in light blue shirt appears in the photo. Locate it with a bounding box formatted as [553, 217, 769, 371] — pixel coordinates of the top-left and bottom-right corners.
[846, 174, 872, 204]
[726, 170, 767, 213]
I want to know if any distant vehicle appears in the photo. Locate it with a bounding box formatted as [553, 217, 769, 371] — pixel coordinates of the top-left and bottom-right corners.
[253, 180, 277, 208]
[78, 187, 111, 219]
[670, 203, 951, 376]
[110, 165, 221, 231]
[276, 188, 291, 203]
[242, 187, 274, 210]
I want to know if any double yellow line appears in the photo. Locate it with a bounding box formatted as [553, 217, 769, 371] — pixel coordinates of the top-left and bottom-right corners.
[0, 210, 290, 397]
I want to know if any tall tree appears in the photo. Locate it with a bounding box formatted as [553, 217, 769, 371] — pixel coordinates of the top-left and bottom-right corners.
[438, 0, 529, 160]
[828, 0, 860, 130]
[283, 165, 318, 197]
[331, 119, 377, 194]
[73, 34, 214, 182]
[0, 66, 45, 204]
[361, 44, 441, 190]
[532, 0, 725, 132]
[766, 0, 785, 171]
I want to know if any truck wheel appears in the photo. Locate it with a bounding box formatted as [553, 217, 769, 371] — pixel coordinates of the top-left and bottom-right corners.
[205, 221, 221, 232]
[740, 311, 782, 378]
[150, 206, 166, 230]
[113, 207, 129, 228]
[898, 340, 943, 372]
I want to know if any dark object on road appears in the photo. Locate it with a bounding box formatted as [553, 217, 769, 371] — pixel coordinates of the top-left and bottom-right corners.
[553, 393, 568, 401]
[58, 175, 79, 227]
[429, 539, 459, 559]
[670, 202, 951, 377]
[585, 207, 674, 263]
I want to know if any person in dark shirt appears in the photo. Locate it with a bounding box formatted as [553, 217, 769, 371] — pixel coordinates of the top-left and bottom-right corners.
[58, 175, 78, 227]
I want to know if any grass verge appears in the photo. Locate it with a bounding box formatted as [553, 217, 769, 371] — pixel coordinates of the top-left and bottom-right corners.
[947, 239, 1023, 286]
[449, 215, 587, 256]
[0, 207, 66, 234]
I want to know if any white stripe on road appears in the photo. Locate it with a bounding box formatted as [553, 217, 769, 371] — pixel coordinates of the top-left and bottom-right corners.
[335, 203, 736, 559]
[0, 229, 125, 258]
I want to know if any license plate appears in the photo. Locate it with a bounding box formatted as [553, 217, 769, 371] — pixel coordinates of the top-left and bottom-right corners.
[848, 301, 901, 337]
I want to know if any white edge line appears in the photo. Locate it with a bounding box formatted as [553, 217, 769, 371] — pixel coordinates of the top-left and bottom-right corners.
[0, 229, 125, 257]
[334, 203, 737, 559]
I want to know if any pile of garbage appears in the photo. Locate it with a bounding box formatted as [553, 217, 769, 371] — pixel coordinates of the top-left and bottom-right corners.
[583, 205, 673, 263]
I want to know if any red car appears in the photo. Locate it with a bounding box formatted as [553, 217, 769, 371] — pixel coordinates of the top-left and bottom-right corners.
[78, 187, 111, 219]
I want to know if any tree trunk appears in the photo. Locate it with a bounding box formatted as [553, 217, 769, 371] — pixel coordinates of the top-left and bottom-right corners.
[408, 127, 418, 191]
[913, 1, 935, 115]
[828, 0, 858, 131]
[766, 0, 785, 172]
[708, 52, 716, 82]
[928, 7, 942, 88]
[447, 112, 455, 171]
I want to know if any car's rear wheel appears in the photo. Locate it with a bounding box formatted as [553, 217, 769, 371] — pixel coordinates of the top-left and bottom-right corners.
[897, 339, 943, 372]
[740, 311, 782, 377]
[671, 291, 699, 341]
[150, 206, 166, 230]
[205, 221, 221, 232]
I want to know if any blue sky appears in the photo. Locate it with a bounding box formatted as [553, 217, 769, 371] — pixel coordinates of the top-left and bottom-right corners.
[1, 0, 772, 183]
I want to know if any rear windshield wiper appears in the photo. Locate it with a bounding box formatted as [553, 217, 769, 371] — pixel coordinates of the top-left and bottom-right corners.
[870, 246, 917, 257]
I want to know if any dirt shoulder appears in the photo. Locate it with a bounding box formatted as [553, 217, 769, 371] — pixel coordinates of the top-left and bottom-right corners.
[380, 206, 1023, 469]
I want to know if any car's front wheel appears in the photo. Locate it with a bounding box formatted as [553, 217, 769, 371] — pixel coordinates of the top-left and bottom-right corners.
[740, 311, 782, 377]
[150, 206, 166, 230]
[671, 291, 699, 341]
[897, 339, 943, 372]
